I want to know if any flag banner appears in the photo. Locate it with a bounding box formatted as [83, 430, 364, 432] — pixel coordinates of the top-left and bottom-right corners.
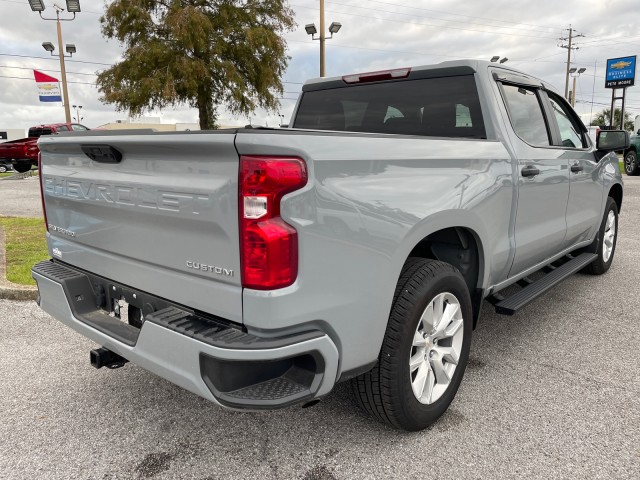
[34, 70, 62, 102]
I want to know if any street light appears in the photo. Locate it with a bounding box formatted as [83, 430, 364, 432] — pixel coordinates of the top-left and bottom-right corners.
[66, 0, 81, 13]
[28, 0, 45, 12]
[328, 22, 342, 34]
[29, 1, 82, 124]
[72, 104, 83, 123]
[305, 0, 341, 77]
[569, 67, 586, 107]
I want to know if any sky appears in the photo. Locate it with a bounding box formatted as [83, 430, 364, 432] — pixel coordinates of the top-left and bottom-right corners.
[0, 0, 639, 133]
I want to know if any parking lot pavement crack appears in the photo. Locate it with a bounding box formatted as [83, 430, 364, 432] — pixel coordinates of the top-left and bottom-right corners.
[257, 415, 279, 479]
[527, 359, 640, 396]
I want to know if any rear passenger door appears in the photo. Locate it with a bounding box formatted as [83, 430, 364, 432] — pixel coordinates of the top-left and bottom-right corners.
[499, 82, 570, 277]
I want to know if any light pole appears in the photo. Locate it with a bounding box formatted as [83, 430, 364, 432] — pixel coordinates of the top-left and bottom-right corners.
[72, 104, 83, 123]
[569, 67, 586, 108]
[29, 0, 81, 124]
[305, 1, 341, 77]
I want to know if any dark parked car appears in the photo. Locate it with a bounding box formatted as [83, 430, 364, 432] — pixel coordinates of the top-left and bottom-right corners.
[623, 130, 640, 175]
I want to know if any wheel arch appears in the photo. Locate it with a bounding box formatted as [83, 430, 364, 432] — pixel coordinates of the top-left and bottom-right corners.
[609, 183, 623, 214]
[404, 223, 486, 328]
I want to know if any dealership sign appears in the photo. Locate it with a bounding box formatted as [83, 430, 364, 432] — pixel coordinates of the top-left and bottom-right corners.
[605, 56, 636, 88]
[33, 70, 62, 102]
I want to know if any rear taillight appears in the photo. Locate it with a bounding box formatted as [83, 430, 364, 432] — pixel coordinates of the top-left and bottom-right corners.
[239, 156, 307, 290]
[38, 151, 48, 232]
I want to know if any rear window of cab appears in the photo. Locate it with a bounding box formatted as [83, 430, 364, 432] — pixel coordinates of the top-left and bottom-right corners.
[293, 75, 486, 139]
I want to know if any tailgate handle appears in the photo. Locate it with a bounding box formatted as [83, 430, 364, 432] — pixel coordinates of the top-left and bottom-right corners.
[81, 144, 123, 163]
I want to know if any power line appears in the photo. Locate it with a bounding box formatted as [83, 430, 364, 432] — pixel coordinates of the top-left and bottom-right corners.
[0, 53, 304, 85]
[0, 0, 101, 14]
[288, 38, 453, 60]
[290, 2, 558, 39]
[0, 64, 96, 76]
[0, 52, 112, 66]
[0, 74, 95, 85]
[320, 0, 559, 35]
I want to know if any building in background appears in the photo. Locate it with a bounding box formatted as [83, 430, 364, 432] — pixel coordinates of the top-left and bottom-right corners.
[0, 129, 27, 141]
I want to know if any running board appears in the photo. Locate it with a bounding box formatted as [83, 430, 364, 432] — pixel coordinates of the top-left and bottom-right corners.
[494, 253, 597, 315]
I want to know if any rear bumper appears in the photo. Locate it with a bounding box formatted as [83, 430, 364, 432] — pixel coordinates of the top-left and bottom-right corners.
[32, 260, 339, 409]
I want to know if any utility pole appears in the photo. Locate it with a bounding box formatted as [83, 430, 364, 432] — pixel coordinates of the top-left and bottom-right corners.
[320, 0, 326, 77]
[559, 26, 583, 101]
[55, 8, 72, 124]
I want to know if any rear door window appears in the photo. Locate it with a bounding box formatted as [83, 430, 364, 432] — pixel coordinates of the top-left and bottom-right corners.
[501, 85, 551, 146]
[293, 75, 486, 139]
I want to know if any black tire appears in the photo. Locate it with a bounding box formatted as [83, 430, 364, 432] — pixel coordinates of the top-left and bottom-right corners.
[0, 165, 6, 173]
[583, 197, 618, 275]
[624, 150, 639, 176]
[351, 258, 472, 431]
[13, 163, 31, 173]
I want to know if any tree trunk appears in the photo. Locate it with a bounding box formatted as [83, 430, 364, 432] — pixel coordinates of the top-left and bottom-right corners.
[197, 85, 217, 130]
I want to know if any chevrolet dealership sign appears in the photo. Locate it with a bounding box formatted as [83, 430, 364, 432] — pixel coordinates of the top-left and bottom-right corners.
[605, 56, 636, 88]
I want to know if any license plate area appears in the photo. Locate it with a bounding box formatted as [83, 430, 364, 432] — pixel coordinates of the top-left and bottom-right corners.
[101, 282, 173, 330]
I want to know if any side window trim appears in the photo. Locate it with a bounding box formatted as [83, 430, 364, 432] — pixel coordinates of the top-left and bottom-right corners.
[497, 81, 553, 147]
[542, 91, 590, 150]
[537, 90, 563, 147]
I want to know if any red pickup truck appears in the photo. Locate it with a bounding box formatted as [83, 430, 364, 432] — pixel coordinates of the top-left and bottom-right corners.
[0, 123, 89, 172]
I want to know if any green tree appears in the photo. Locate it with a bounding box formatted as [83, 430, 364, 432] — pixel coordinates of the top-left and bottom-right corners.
[591, 108, 634, 131]
[96, 1, 295, 129]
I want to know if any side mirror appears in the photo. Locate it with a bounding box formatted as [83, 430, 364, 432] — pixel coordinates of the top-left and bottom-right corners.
[597, 130, 629, 151]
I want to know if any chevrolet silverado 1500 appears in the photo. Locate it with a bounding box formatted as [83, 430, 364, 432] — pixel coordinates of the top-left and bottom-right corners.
[32, 60, 627, 431]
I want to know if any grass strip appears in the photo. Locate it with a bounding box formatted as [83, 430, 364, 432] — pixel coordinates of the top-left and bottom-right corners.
[0, 217, 48, 285]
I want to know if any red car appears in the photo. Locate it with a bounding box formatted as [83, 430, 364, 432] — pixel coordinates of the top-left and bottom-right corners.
[0, 123, 89, 173]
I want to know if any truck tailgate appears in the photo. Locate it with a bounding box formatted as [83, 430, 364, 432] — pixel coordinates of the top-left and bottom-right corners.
[39, 131, 243, 322]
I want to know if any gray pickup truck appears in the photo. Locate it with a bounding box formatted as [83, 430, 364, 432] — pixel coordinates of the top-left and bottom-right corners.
[32, 60, 628, 431]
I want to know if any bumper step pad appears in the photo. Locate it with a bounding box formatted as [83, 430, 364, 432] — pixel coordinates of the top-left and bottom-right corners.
[227, 378, 308, 401]
[146, 306, 324, 350]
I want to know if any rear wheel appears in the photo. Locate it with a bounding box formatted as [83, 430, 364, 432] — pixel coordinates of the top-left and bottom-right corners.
[624, 150, 639, 176]
[0, 165, 7, 173]
[351, 258, 472, 431]
[583, 197, 618, 275]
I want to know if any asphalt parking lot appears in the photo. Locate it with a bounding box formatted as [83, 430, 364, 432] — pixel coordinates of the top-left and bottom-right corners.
[1, 176, 639, 479]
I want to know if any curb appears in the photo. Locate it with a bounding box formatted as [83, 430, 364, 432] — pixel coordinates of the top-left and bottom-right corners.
[0, 228, 38, 301]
